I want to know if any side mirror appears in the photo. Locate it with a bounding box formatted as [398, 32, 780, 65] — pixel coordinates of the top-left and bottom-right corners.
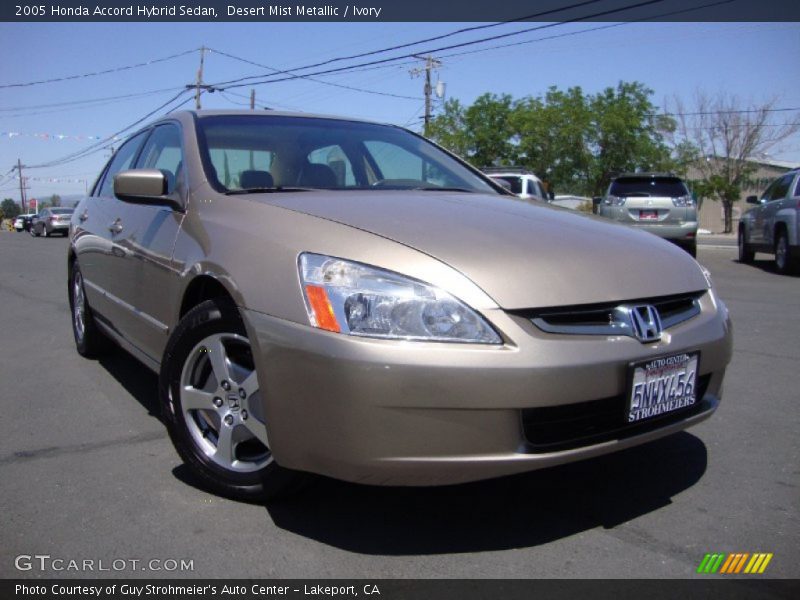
[745, 195, 759, 204]
[114, 169, 183, 211]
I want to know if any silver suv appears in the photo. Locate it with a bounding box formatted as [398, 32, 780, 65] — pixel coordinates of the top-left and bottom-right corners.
[738, 168, 800, 274]
[598, 174, 698, 257]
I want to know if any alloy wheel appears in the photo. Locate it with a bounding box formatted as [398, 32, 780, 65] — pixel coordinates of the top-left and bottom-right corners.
[179, 332, 271, 473]
[72, 271, 86, 343]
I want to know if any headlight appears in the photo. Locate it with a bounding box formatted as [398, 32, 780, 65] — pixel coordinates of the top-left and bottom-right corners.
[699, 264, 713, 289]
[298, 253, 502, 344]
[604, 195, 626, 206]
[672, 195, 695, 207]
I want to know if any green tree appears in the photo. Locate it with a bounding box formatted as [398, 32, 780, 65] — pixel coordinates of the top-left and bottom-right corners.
[49, 194, 61, 207]
[1, 198, 21, 220]
[588, 81, 674, 196]
[512, 86, 593, 195]
[428, 93, 515, 167]
[428, 82, 675, 197]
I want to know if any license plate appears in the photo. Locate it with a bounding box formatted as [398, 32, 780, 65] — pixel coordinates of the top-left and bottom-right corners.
[627, 352, 699, 423]
[639, 210, 658, 220]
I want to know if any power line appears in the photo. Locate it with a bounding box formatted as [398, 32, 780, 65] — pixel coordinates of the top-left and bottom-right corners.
[0, 86, 184, 113]
[657, 107, 800, 117]
[211, 0, 610, 88]
[209, 48, 422, 101]
[0, 48, 199, 89]
[434, 0, 733, 64]
[24, 89, 191, 169]
[212, 0, 675, 91]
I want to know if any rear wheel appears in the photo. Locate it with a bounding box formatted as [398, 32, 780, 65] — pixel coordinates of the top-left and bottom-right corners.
[738, 228, 754, 263]
[160, 298, 307, 502]
[41, 224, 48, 237]
[69, 262, 111, 358]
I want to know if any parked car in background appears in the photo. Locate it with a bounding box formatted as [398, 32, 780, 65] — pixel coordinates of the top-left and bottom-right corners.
[597, 173, 698, 257]
[14, 213, 38, 232]
[738, 168, 800, 274]
[69, 110, 731, 501]
[31, 207, 74, 237]
[482, 167, 548, 201]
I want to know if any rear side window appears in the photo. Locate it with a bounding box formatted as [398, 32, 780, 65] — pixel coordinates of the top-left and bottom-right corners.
[610, 177, 689, 197]
[97, 131, 149, 198]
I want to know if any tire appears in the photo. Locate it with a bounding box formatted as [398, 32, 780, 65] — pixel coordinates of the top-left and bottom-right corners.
[42, 224, 48, 237]
[738, 228, 754, 264]
[160, 298, 308, 502]
[69, 262, 112, 358]
[774, 230, 797, 275]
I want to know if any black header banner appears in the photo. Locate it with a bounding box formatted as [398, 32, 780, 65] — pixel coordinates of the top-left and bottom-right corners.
[2, 0, 799, 22]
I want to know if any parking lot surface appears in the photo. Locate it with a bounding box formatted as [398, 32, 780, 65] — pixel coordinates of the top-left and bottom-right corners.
[0, 231, 797, 579]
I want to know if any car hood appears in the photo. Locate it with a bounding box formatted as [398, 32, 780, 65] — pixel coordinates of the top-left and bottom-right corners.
[265, 190, 707, 309]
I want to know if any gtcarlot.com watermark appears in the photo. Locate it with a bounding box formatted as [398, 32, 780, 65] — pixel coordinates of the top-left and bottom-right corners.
[14, 554, 194, 573]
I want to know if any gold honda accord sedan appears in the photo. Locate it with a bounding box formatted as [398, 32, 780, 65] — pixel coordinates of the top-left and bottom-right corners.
[68, 111, 732, 500]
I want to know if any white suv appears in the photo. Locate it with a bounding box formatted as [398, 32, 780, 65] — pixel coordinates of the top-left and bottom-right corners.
[483, 167, 548, 201]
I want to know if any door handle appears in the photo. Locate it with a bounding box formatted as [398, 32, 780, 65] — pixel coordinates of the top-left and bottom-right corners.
[79, 209, 89, 222]
[108, 219, 123, 234]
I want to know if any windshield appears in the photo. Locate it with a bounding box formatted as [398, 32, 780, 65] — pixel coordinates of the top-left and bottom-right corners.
[196, 115, 497, 194]
[50, 208, 74, 214]
[609, 177, 689, 197]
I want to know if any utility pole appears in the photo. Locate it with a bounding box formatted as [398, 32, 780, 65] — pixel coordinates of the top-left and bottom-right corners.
[250, 89, 256, 110]
[195, 46, 206, 110]
[410, 55, 442, 136]
[16, 158, 27, 214]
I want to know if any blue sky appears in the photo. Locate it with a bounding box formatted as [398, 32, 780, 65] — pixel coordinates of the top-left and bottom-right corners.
[1, 20, 798, 204]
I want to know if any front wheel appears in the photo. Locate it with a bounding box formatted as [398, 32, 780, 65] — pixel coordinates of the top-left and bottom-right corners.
[160, 298, 307, 502]
[738, 228, 754, 263]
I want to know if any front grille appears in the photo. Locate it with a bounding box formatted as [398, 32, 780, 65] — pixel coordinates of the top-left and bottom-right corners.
[517, 291, 704, 337]
[521, 374, 711, 453]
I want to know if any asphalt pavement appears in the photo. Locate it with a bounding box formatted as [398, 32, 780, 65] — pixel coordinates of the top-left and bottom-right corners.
[0, 230, 797, 580]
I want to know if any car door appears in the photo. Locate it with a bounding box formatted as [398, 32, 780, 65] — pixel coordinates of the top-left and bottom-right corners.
[761, 173, 794, 247]
[115, 122, 187, 362]
[73, 130, 149, 329]
[750, 178, 777, 244]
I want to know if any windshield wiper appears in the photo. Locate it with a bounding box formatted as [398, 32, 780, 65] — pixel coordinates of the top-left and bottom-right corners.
[224, 187, 313, 195]
[413, 186, 475, 193]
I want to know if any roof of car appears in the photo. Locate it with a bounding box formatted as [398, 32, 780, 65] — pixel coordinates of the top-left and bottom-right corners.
[170, 109, 390, 127]
[613, 172, 680, 179]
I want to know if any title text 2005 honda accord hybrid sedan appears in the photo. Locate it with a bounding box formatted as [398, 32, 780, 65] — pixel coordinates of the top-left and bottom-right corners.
[68, 111, 732, 501]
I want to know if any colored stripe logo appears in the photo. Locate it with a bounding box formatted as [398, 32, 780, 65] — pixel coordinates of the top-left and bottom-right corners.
[697, 553, 773, 574]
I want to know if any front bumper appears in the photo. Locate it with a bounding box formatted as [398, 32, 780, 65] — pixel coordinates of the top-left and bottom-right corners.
[242, 290, 732, 486]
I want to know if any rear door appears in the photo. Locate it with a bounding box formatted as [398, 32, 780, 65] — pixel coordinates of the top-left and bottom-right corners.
[73, 130, 149, 328]
[750, 174, 793, 247]
[761, 173, 793, 247]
